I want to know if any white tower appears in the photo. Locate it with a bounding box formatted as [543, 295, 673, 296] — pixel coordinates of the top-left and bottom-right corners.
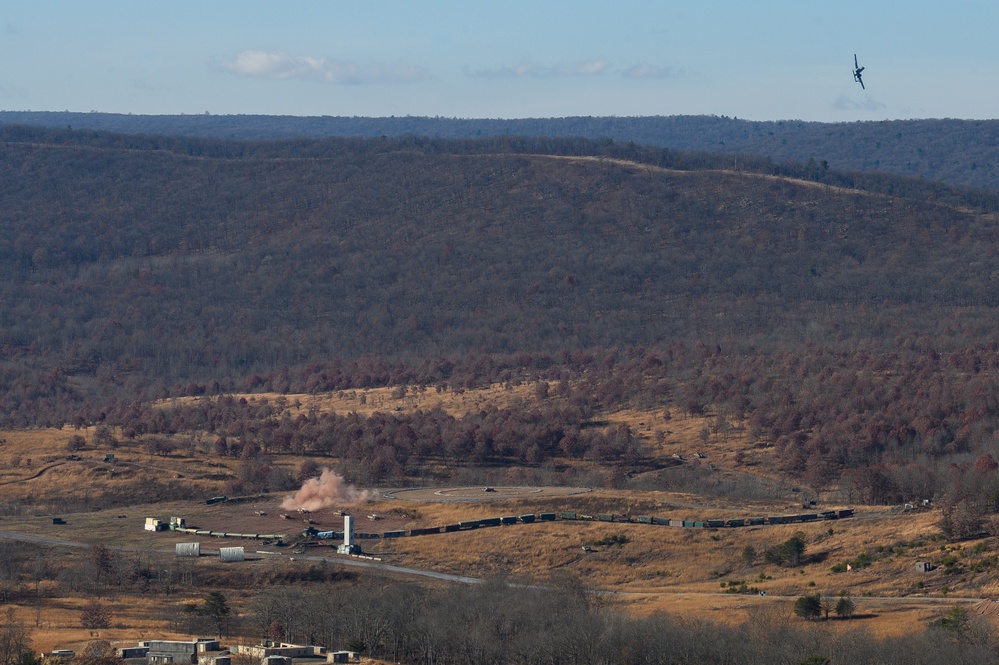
[338, 514, 359, 554]
[343, 514, 354, 549]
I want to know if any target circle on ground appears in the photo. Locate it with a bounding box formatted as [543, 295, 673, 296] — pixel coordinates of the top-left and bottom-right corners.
[383, 486, 592, 502]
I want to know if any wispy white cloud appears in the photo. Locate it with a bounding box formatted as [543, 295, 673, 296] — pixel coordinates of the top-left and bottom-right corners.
[470, 59, 679, 80]
[469, 58, 610, 79]
[622, 63, 675, 79]
[217, 50, 430, 85]
[468, 60, 543, 78]
[554, 59, 610, 76]
[832, 95, 886, 112]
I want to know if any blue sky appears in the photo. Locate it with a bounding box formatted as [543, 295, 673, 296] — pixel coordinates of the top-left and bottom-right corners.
[2, 1, 998, 121]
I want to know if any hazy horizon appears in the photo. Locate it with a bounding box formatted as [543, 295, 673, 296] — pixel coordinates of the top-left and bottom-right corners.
[3, 2, 998, 123]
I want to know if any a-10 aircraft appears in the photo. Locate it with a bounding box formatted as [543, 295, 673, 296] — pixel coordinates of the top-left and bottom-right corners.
[853, 54, 865, 89]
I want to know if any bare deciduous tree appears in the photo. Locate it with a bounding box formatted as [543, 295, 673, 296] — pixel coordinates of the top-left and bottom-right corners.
[80, 601, 111, 633]
[0, 609, 31, 665]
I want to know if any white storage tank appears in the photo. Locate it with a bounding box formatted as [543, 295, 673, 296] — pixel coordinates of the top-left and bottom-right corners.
[219, 546, 245, 562]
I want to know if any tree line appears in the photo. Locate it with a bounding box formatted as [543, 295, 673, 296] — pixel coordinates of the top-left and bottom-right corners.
[4, 112, 999, 190]
[89, 334, 999, 504]
[3, 129, 999, 501]
[245, 578, 995, 665]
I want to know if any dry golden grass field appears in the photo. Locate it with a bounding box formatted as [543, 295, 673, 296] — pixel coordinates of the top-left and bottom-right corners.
[161, 383, 783, 476]
[1, 386, 998, 649]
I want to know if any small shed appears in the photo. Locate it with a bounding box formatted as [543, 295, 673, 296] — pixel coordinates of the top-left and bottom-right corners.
[915, 561, 935, 572]
[176, 542, 201, 557]
[327, 653, 351, 664]
[219, 547, 245, 562]
[262, 657, 291, 665]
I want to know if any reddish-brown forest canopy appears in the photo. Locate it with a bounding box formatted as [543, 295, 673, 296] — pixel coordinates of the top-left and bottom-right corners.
[2, 127, 999, 496]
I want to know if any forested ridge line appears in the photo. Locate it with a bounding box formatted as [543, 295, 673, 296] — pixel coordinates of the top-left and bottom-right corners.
[5, 122, 999, 211]
[3, 129, 999, 501]
[4, 111, 999, 190]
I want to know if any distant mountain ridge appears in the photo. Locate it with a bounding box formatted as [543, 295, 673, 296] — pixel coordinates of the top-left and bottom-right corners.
[1, 126, 998, 429]
[5, 125, 999, 497]
[2, 111, 998, 189]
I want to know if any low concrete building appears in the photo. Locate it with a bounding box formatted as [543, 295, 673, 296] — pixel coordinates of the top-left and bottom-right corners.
[117, 646, 150, 660]
[198, 652, 230, 665]
[262, 656, 292, 665]
[146, 639, 226, 665]
[233, 643, 326, 660]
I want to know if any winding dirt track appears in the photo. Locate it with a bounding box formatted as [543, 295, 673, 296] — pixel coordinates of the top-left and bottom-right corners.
[0, 461, 69, 486]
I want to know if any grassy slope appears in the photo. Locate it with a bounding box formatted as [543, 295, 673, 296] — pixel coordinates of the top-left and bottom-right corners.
[2, 387, 997, 647]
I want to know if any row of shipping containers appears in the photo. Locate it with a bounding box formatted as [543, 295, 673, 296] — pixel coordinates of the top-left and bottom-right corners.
[179, 507, 857, 554]
[310, 512, 558, 542]
[560, 508, 854, 528]
[175, 527, 285, 540]
[434, 512, 557, 534]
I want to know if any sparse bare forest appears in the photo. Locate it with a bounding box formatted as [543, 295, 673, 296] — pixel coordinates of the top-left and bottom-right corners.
[1, 536, 997, 665]
[0, 127, 999, 503]
[4, 125, 999, 663]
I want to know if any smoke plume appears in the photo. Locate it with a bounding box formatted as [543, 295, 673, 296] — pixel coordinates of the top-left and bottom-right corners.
[281, 467, 372, 511]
